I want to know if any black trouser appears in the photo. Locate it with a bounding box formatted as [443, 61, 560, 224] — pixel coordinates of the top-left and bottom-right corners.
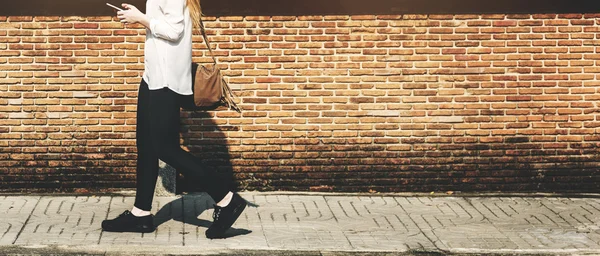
[134, 78, 231, 211]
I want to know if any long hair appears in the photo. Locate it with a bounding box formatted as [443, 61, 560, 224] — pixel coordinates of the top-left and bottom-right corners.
[186, 0, 203, 32]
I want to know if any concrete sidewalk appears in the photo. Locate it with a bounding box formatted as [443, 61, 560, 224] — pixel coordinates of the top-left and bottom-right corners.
[1, 192, 599, 255]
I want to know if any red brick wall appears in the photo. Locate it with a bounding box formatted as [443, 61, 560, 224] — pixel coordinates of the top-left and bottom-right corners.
[1, 14, 599, 193]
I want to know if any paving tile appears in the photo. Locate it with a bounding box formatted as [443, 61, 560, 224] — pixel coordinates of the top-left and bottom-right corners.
[257, 195, 338, 230]
[327, 196, 434, 251]
[264, 228, 351, 250]
[438, 197, 600, 251]
[249, 195, 352, 250]
[13, 196, 108, 245]
[0, 196, 39, 245]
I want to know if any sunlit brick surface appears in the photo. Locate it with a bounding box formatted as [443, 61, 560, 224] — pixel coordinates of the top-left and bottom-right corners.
[1, 14, 600, 192]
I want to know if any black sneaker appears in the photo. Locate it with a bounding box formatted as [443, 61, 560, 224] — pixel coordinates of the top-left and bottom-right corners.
[101, 210, 156, 233]
[205, 193, 247, 239]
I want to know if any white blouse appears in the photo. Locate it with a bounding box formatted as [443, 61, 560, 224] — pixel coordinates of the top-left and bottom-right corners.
[142, 0, 193, 95]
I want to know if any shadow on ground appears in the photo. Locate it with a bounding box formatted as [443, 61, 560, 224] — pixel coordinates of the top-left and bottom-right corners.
[153, 193, 254, 239]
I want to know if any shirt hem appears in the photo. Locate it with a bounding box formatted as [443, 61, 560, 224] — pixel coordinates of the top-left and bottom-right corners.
[146, 84, 193, 96]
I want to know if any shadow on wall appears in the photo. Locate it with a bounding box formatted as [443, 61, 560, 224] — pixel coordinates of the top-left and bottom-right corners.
[151, 107, 239, 195]
[175, 109, 238, 195]
[154, 160, 177, 195]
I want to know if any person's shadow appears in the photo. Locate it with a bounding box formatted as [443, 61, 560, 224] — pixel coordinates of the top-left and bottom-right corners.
[151, 99, 253, 238]
[151, 194, 252, 239]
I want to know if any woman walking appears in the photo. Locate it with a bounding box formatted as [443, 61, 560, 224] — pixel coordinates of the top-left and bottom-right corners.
[101, 0, 247, 239]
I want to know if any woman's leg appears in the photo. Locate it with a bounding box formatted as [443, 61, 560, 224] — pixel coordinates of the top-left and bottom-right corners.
[144, 86, 247, 238]
[101, 78, 157, 233]
[133, 79, 160, 212]
[147, 86, 231, 204]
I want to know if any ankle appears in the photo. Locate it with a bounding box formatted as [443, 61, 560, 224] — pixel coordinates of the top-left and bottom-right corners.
[131, 206, 151, 217]
[216, 191, 234, 207]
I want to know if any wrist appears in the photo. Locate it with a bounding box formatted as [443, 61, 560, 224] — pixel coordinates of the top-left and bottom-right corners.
[139, 14, 151, 28]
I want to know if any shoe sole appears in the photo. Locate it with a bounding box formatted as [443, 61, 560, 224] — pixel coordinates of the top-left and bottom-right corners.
[102, 224, 155, 233]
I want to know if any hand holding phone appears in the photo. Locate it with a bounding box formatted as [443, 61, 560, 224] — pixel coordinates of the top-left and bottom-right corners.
[106, 3, 124, 11]
[109, 3, 142, 25]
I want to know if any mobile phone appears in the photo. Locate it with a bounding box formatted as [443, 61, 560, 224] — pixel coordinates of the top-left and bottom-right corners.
[106, 3, 124, 11]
